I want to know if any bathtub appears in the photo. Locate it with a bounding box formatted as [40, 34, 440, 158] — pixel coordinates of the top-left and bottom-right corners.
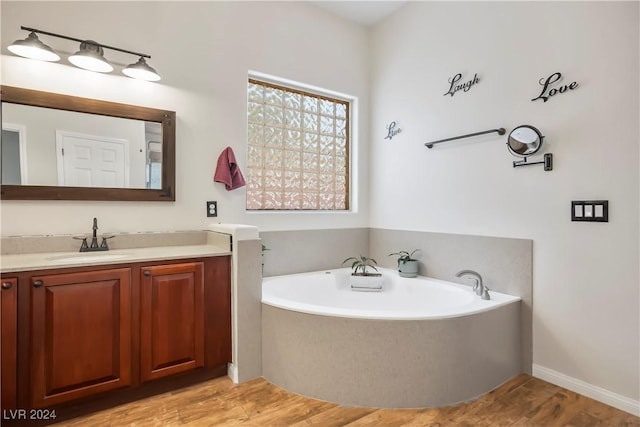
[262, 268, 522, 408]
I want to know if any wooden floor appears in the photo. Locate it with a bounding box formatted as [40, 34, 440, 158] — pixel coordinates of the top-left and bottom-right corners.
[51, 374, 639, 426]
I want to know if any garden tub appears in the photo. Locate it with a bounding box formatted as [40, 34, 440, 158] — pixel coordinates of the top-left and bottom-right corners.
[261, 268, 522, 408]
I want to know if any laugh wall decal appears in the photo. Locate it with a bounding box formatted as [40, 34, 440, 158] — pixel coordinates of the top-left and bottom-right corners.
[444, 73, 479, 97]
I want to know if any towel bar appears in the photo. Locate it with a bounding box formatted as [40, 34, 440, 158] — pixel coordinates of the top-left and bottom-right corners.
[425, 128, 506, 149]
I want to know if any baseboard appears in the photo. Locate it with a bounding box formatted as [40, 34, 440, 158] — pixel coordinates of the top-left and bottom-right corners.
[532, 364, 639, 416]
[227, 363, 239, 384]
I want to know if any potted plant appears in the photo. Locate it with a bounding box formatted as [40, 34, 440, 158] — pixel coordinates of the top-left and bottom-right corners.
[389, 249, 420, 278]
[342, 255, 383, 291]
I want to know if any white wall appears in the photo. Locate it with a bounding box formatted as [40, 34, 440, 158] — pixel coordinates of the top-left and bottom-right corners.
[0, 1, 369, 235]
[369, 1, 639, 404]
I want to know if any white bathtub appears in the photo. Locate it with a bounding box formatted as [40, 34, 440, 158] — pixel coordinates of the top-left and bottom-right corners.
[261, 268, 523, 408]
[262, 268, 520, 320]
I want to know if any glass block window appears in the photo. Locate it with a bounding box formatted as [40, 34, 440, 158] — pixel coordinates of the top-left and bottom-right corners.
[246, 78, 350, 210]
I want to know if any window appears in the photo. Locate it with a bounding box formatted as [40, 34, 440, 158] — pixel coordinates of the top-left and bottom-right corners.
[246, 78, 350, 210]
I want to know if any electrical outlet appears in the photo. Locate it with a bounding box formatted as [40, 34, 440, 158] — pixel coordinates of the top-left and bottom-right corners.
[206, 201, 218, 217]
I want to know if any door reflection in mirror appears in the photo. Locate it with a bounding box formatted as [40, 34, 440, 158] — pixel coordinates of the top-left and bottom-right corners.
[1, 129, 22, 184]
[1, 123, 28, 185]
[1, 103, 162, 189]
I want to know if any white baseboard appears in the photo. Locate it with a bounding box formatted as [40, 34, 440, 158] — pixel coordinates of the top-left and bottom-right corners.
[532, 364, 639, 416]
[227, 363, 239, 384]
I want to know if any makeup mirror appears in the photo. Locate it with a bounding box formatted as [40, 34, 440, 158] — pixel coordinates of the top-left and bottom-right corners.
[507, 124, 553, 171]
[507, 125, 544, 157]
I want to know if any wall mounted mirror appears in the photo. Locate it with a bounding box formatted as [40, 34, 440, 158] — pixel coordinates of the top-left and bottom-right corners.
[507, 124, 552, 171]
[507, 125, 543, 157]
[0, 85, 175, 201]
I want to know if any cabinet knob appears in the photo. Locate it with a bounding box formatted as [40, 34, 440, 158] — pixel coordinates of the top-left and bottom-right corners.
[143, 271, 151, 277]
[33, 280, 44, 288]
[1, 282, 12, 290]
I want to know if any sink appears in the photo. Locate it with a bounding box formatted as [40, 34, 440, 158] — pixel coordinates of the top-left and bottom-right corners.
[46, 253, 131, 263]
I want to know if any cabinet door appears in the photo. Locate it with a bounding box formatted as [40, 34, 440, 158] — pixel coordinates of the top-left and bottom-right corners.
[31, 269, 132, 408]
[1, 278, 18, 411]
[140, 262, 204, 382]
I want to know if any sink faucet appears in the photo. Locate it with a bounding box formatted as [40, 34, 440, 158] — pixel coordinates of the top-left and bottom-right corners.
[74, 218, 114, 252]
[455, 269, 490, 299]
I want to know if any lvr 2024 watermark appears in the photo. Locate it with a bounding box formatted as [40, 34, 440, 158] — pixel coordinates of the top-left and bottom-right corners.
[3, 409, 57, 421]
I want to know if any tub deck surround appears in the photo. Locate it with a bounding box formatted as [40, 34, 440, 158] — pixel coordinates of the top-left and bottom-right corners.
[259, 228, 369, 277]
[368, 228, 533, 374]
[262, 269, 522, 408]
[208, 223, 262, 384]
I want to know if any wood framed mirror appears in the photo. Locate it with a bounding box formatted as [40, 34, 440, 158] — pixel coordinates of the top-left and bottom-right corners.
[0, 85, 175, 201]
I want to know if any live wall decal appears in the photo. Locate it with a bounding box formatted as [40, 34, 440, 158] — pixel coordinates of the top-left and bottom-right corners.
[444, 73, 479, 97]
[385, 121, 402, 140]
[531, 72, 579, 102]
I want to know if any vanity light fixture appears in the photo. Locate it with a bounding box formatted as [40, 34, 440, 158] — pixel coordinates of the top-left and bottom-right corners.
[68, 41, 113, 73]
[7, 31, 60, 62]
[122, 57, 161, 82]
[7, 26, 161, 81]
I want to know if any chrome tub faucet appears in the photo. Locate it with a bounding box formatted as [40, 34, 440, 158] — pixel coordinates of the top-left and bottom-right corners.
[455, 269, 490, 300]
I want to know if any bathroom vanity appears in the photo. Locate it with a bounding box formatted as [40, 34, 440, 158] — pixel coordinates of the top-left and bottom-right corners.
[0, 242, 231, 425]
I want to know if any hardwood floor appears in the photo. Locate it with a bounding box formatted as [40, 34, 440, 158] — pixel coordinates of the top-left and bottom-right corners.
[51, 374, 639, 426]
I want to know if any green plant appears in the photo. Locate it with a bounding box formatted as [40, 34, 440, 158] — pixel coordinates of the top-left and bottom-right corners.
[388, 249, 420, 265]
[342, 255, 379, 276]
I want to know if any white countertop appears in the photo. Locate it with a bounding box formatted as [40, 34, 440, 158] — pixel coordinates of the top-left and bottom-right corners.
[0, 244, 232, 273]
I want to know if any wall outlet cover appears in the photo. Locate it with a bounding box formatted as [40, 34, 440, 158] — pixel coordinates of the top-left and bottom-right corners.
[206, 201, 218, 217]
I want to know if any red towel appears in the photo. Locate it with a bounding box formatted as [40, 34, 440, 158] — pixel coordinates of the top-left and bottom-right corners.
[214, 146, 246, 191]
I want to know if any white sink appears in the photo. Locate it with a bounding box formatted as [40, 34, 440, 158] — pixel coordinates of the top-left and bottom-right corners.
[47, 253, 131, 263]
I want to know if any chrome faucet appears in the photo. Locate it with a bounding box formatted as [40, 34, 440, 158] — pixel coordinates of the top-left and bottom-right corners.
[455, 269, 490, 300]
[74, 218, 114, 252]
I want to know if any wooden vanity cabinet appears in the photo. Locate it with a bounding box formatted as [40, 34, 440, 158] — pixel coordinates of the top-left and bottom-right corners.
[0, 255, 231, 422]
[1, 277, 18, 411]
[30, 268, 132, 408]
[140, 262, 205, 382]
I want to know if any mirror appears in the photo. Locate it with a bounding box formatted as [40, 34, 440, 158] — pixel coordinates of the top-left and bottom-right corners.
[0, 86, 175, 201]
[507, 125, 544, 157]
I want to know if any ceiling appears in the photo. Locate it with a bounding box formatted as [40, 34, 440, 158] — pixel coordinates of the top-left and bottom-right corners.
[309, 1, 407, 26]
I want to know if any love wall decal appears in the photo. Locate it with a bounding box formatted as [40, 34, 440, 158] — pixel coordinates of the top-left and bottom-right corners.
[531, 72, 579, 102]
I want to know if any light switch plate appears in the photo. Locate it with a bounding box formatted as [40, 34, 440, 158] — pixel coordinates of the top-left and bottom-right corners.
[571, 200, 608, 222]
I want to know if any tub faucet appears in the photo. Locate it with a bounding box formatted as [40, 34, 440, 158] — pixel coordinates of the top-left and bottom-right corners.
[455, 270, 485, 297]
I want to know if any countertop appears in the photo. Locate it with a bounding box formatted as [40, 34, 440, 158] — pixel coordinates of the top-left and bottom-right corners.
[0, 244, 232, 273]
